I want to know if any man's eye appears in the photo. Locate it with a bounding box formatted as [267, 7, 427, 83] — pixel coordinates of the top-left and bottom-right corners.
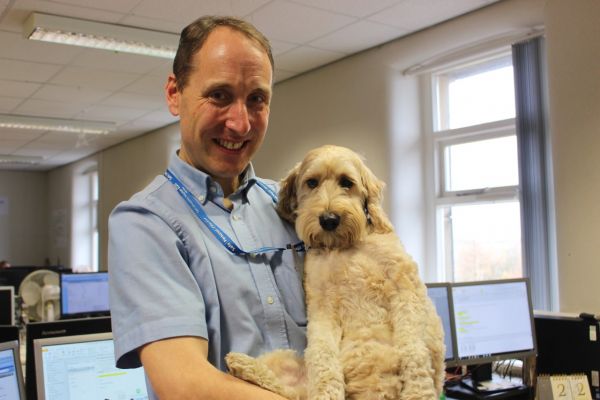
[340, 177, 353, 189]
[306, 178, 318, 189]
[208, 90, 230, 103]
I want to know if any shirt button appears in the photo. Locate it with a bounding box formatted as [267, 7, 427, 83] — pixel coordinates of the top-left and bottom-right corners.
[198, 195, 205, 202]
[232, 215, 241, 221]
[267, 296, 274, 304]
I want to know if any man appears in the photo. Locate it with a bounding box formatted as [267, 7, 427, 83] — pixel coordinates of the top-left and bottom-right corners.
[109, 16, 306, 399]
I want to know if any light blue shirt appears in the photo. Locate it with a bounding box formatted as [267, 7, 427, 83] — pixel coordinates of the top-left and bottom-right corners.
[108, 153, 307, 394]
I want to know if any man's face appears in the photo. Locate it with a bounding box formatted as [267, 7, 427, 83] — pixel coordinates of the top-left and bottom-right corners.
[165, 27, 273, 190]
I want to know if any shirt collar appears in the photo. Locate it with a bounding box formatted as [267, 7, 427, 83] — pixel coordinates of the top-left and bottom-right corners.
[168, 151, 258, 205]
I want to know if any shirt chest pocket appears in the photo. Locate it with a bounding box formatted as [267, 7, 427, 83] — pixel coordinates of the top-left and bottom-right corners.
[270, 250, 307, 326]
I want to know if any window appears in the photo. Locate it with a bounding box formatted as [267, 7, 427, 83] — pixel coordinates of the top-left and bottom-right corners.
[432, 52, 523, 282]
[72, 164, 99, 272]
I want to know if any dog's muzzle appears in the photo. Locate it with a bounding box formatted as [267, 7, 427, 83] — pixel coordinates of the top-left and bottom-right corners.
[319, 212, 340, 231]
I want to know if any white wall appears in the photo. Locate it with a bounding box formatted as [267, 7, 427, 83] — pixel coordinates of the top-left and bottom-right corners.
[0, 170, 48, 265]
[545, 0, 600, 313]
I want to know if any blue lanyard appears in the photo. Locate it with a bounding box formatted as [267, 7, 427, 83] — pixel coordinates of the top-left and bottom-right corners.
[165, 169, 305, 257]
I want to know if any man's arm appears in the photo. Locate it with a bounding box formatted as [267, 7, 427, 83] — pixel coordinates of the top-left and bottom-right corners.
[140, 336, 289, 400]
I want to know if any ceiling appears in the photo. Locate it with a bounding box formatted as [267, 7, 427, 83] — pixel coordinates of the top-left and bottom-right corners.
[0, 0, 499, 171]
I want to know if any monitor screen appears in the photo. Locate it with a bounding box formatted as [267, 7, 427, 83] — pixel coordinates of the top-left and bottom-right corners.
[60, 272, 110, 318]
[25, 316, 112, 400]
[0, 287, 14, 326]
[451, 278, 536, 365]
[0, 340, 26, 400]
[34, 332, 148, 400]
[426, 283, 457, 364]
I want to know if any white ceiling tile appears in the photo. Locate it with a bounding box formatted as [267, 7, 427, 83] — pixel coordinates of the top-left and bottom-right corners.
[76, 104, 150, 123]
[276, 46, 345, 73]
[135, 108, 178, 124]
[368, 0, 491, 31]
[0, 129, 43, 141]
[53, 0, 140, 14]
[101, 92, 165, 110]
[0, 140, 25, 153]
[70, 49, 171, 74]
[14, 98, 82, 119]
[0, 97, 25, 113]
[35, 131, 83, 145]
[121, 74, 167, 97]
[32, 84, 112, 104]
[288, 0, 401, 18]
[118, 14, 183, 34]
[0, 59, 62, 83]
[270, 39, 299, 57]
[0, 80, 41, 98]
[130, 0, 271, 25]
[248, 1, 356, 44]
[310, 20, 408, 54]
[15, 146, 63, 158]
[0, 0, 127, 33]
[0, 31, 83, 64]
[50, 66, 140, 91]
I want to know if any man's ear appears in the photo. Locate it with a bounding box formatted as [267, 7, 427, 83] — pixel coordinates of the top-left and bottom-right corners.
[165, 74, 181, 117]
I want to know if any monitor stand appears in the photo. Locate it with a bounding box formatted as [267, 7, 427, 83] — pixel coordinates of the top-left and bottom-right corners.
[445, 363, 531, 400]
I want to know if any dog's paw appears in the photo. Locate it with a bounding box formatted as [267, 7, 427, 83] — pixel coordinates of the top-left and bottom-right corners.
[225, 352, 300, 400]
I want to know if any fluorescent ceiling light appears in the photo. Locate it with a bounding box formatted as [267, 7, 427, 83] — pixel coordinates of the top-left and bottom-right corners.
[0, 155, 44, 166]
[0, 114, 116, 135]
[24, 12, 178, 59]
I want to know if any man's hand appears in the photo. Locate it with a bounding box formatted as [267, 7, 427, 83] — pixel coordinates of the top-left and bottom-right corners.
[140, 336, 289, 400]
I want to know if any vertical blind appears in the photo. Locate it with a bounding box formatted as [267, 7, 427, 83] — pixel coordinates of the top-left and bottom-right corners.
[512, 37, 553, 310]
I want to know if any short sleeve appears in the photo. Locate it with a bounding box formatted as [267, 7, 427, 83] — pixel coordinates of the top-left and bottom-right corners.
[108, 199, 208, 368]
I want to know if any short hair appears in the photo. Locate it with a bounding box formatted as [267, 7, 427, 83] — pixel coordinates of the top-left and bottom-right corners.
[173, 16, 274, 90]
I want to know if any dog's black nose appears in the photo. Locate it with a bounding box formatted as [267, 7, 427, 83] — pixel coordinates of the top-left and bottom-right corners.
[319, 213, 340, 231]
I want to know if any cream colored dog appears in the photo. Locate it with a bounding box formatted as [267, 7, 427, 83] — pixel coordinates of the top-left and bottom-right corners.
[226, 145, 445, 400]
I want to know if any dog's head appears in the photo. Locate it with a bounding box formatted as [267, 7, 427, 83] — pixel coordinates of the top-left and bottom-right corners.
[277, 145, 393, 249]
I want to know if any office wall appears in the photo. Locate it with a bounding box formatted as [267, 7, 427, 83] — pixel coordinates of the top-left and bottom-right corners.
[46, 123, 179, 271]
[545, 0, 600, 313]
[0, 170, 48, 265]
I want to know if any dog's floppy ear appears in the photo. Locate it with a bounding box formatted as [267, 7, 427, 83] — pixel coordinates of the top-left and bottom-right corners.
[277, 162, 301, 223]
[360, 163, 394, 234]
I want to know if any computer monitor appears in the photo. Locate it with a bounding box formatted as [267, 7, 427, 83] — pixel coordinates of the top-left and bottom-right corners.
[0, 286, 15, 325]
[426, 282, 457, 365]
[60, 272, 110, 319]
[450, 278, 536, 366]
[25, 316, 112, 400]
[34, 332, 148, 400]
[0, 325, 19, 343]
[534, 311, 599, 398]
[0, 340, 26, 400]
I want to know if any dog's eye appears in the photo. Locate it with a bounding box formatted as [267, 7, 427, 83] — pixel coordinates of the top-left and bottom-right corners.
[340, 177, 354, 189]
[306, 178, 319, 189]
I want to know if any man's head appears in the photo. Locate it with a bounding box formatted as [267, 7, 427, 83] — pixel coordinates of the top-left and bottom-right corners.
[173, 16, 274, 91]
[165, 16, 274, 196]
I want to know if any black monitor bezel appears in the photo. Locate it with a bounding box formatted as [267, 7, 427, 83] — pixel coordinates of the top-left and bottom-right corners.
[25, 316, 112, 400]
[0, 286, 15, 326]
[450, 277, 537, 366]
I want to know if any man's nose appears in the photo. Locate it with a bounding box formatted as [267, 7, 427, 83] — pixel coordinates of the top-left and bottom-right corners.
[225, 101, 251, 135]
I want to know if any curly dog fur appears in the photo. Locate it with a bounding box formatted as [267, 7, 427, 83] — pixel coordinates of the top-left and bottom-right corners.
[226, 145, 445, 399]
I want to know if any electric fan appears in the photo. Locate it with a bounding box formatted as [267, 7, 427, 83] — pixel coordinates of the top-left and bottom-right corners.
[18, 269, 61, 322]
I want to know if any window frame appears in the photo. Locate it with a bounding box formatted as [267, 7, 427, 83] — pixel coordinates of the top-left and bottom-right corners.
[427, 49, 523, 283]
